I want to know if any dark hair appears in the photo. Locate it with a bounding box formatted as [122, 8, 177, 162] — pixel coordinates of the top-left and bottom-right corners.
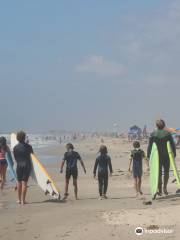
[0, 136, 8, 151]
[133, 141, 140, 149]
[99, 145, 108, 154]
[66, 143, 74, 150]
[156, 119, 166, 130]
[17, 131, 26, 143]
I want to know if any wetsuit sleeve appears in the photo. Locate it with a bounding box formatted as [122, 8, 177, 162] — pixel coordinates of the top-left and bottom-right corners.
[13, 147, 17, 163]
[108, 157, 113, 173]
[93, 158, 99, 175]
[63, 153, 67, 161]
[169, 135, 176, 158]
[30, 145, 34, 154]
[147, 136, 153, 159]
[76, 152, 82, 161]
[142, 150, 146, 159]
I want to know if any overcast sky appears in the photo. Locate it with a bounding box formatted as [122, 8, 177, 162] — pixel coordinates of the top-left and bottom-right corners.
[0, 0, 180, 133]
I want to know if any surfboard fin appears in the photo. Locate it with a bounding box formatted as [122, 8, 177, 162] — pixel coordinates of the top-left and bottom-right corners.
[176, 189, 180, 194]
[45, 190, 50, 195]
[172, 179, 177, 183]
[58, 194, 61, 200]
[52, 191, 56, 196]
[47, 180, 51, 184]
[152, 193, 157, 200]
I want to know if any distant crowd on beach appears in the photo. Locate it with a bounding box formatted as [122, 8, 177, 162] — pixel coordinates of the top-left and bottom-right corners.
[0, 119, 178, 205]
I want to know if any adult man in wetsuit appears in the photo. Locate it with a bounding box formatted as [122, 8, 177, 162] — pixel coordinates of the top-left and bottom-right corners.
[147, 119, 176, 196]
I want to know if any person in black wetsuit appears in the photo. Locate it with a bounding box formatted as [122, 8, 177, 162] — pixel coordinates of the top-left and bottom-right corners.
[93, 145, 113, 200]
[13, 131, 33, 205]
[147, 119, 176, 196]
[60, 143, 86, 200]
[129, 141, 149, 197]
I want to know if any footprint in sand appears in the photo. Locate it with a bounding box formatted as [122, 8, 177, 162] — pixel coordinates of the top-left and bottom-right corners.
[15, 219, 29, 225]
[16, 229, 26, 232]
[61, 231, 72, 238]
[33, 234, 40, 239]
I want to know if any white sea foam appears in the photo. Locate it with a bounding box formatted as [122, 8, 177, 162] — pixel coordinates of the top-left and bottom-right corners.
[0, 133, 62, 149]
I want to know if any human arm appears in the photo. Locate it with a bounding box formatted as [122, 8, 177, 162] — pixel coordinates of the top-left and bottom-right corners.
[147, 135, 153, 159]
[60, 160, 65, 173]
[128, 157, 132, 172]
[93, 158, 99, 178]
[77, 153, 86, 174]
[143, 151, 149, 171]
[13, 147, 17, 164]
[128, 151, 133, 172]
[80, 159, 86, 174]
[60, 153, 66, 173]
[108, 157, 113, 176]
[29, 144, 34, 154]
[169, 134, 176, 158]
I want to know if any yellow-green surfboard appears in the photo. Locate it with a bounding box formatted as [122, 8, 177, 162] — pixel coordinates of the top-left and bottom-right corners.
[150, 143, 159, 199]
[167, 141, 180, 188]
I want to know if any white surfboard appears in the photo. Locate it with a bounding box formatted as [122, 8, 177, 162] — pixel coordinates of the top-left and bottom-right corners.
[11, 133, 61, 200]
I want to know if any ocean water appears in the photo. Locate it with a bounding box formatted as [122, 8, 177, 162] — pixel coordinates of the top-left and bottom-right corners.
[0, 133, 63, 167]
[1, 133, 60, 149]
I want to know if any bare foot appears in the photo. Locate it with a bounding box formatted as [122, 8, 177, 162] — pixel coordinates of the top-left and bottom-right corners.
[63, 193, 69, 201]
[163, 188, 168, 195]
[135, 192, 139, 198]
[22, 201, 28, 205]
[16, 200, 21, 204]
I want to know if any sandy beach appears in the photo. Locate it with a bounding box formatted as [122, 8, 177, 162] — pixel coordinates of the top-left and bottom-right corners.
[1, 137, 180, 240]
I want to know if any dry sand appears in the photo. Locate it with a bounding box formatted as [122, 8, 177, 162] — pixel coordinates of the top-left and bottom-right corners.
[1, 137, 180, 240]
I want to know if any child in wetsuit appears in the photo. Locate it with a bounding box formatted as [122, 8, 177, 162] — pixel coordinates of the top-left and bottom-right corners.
[13, 131, 33, 205]
[60, 143, 86, 200]
[93, 145, 113, 200]
[129, 141, 149, 197]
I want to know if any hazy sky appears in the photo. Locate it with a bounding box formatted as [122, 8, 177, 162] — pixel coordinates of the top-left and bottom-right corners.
[0, 0, 180, 133]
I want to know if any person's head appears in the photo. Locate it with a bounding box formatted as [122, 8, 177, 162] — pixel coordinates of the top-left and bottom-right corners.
[66, 143, 74, 152]
[0, 136, 7, 151]
[133, 141, 140, 149]
[99, 145, 108, 155]
[17, 131, 26, 143]
[156, 119, 166, 130]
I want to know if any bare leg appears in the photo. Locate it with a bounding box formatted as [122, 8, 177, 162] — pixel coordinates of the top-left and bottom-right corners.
[17, 182, 22, 203]
[137, 177, 143, 194]
[163, 170, 169, 195]
[73, 179, 78, 200]
[0, 172, 3, 189]
[158, 162, 162, 194]
[64, 179, 69, 198]
[0, 165, 7, 189]
[4, 165, 7, 183]
[134, 178, 138, 197]
[22, 181, 28, 204]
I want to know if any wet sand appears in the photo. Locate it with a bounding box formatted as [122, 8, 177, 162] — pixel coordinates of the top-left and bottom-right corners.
[1, 137, 180, 240]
